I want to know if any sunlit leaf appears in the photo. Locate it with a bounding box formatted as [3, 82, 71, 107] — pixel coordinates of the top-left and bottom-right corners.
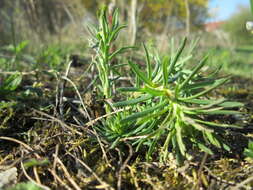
[113, 94, 153, 107]
[197, 143, 213, 155]
[128, 61, 155, 87]
[0, 73, 22, 92]
[120, 100, 168, 124]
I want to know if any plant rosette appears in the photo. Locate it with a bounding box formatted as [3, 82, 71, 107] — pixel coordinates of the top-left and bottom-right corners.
[112, 38, 244, 163]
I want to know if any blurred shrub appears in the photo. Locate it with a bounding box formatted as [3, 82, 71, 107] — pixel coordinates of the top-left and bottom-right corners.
[223, 6, 253, 45]
[0, 0, 87, 52]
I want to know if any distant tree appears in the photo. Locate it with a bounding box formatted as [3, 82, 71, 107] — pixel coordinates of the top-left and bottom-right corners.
[139, 0, 208, 33]
[80, 0, 209, 33]
[223, 6, 253, 45]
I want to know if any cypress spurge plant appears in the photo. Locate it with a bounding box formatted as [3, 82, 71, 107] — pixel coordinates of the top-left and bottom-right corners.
[88, 8, 133, 113]
[113, 38, 244, 163]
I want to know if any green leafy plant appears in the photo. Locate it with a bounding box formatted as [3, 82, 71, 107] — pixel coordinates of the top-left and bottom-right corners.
[88, 7, 133, 113]
[0, 72, 22, 96]
[7, 182, 42, 190]
[111, 38, 243, 163]
[0, 41, 30, 71]
[88, 8, 244, 163]
[37, 44, 74, 70]
[244, 141, 253, 158]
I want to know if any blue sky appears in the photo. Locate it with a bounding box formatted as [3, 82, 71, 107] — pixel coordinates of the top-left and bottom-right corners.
[208, 0, 250, 21]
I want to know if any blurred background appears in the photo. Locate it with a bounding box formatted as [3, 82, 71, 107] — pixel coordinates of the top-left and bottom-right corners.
[0, 0, 252, 77]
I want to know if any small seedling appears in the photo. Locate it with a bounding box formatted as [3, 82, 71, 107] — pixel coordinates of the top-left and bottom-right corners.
[244, 141, 253, 158]
[88, 7, 133, 114]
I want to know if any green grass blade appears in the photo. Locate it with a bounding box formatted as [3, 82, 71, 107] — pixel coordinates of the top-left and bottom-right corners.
[162, 56, 169, 86]
[137, 105, 171, 124]
[140, 86, 165, 96]
[113, 94, 153, 107]
[186, 79, 216, 90]
[249, 141, 253, 150]
[128, 61, 155, 87]
[204, 132, 221, 148]
[168, 37, 187, 76]
[219, 102, 244, 108]
[197, 143, 214, 155]
[194, 119, 242, 128]
[180, 77, 230, 100]
[117, 87, 140, 92]
[183, 98, 223, 105]
[109, 46, 135, 60]
[183, 99, 212, 104]
[109, 25, 127, 42]
[244, 149, 253, 158]
[120, 100, 168, 124]
[176, 122, 186, 156]
[143, 43, 152, 79]
[195, 110, 241, 115]
[179, 55, 209, 90]
[112, 8, 119, 29]
[152, 54, 161, 80]
[189, 99, 226, 110]
[184, 117, 213, 132]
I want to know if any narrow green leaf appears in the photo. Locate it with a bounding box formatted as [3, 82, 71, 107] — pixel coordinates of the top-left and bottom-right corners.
[184, 98, 223, 105]
[143, 43, 152, 79]
[137, 105, 171, 124]
[197, 143, 214, 155]
[128, 61, 155, 87]
[109, 25, 127, 42]
[249, 141, 253, 150]
[162, 56, 169, 86]
[176, 122, 186, 156]
[179, 55, 209, 90]
[147, 137, 159, 161]
[110, 63, 128, 69]
[195, 110, 240, 115]
[244, 149, 253, 158]
[204, 132, 221, 148]
[117, 87, 140, 92]
[185, 79, 215, 90]
[223, 143, 231, 151]
[194, 119, 242, 129]
[110, 137, 121, 149]
[127, 122, 149, 136]
[180, 77, 230, 100]
[24, 158, 50, 169]
[219, 101, 244, 108]
[187, 37, 200, 54]
[176, 55, 192, 67]
[113, 94, 153, 107]
[109, 46, 134, 60]
[120, 100, 168, 124]
[112, 8, 119, 30]
[140, 86, 165, 96]
[186, 99, 226, 110]
[184, 117, 214, 132]
[152, 54, 161, 80]
[168, 72, 181, 83]
[168, 37, 187, 76]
